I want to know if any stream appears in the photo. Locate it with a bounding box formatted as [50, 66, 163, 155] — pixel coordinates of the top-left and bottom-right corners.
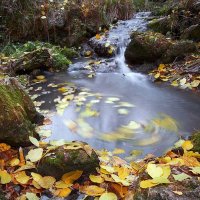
[30, 12, 200, 159]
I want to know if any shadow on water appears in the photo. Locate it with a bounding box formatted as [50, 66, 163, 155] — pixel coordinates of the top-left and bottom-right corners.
[30, 12, 200, 159]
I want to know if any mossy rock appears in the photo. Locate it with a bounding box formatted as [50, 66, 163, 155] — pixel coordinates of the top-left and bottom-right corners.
[181, 24, 200, 42]
[191, 131, 200, 153]
[37, 145, 99, 180]
[162, 40, 197, 63]
[125, 31, 171, 64]
[0, 77, 40, 147]
[148, 17, 172, 35]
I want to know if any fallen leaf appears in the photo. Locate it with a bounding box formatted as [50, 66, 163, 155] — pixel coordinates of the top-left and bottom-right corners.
[146, 163, 163, 178]
[0, 170, 11, 184]
[26, 148, 43, 163]
[26, 192, 39, 200]
[99, 192, 117, 200]
[172, 173, 191, 181]
[140, 179, 158, 188]
[182, 140, 193, 151]
[38, 176, 56, 189]
[80, 185, 105, 196]
[89, 175, 104, 183]
[15, 171, 30, 184]
[29, 136, 40, 147]
[62, 170, 83, 184]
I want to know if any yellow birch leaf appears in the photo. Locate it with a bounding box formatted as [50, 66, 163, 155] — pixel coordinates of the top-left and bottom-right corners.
[96, 34, 101, 40]
[80, 185, 105, 196]
[31, 172, 43, 183]
[99, 192, 117, 200]
[89, 175, 104, 183]
[112, 148, 125, 155]
[57, 188, 72, 198]
[146, 164, 163, 178]
[32, 180, 42, 189]
[15, 171, 30, 184]
[9, 158, 20, 167]
[140, 179, 158, 188]
[38, 176, 56, 189]
[29, 136, 40, 147]
[117, 167, 130, 180]
[182, 140, 193, 151]
[62, 170, 83, 184]
[0, 170, 11, 184]
[55, 180, 72, 189]
[26, 148, 43, 163]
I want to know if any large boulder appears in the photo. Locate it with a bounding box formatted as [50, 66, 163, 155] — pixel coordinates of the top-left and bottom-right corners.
[125, 32, 171, 64]
[181, 24, 200, 42]
[125, 32, 198, 68]
[37, 144, 99, 180]
[0, 77, 42, 147]
[162, 40, 197, 63]
[148, 17, 172, 35]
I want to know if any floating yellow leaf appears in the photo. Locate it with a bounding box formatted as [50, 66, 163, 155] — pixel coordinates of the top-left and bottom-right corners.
[0, 170, 11, 184]
[112, 148, 125, 155]
[80, 185, 105, 196]
[15, 171, 30, 184]
[38, 176, 56, 189]
[26, 148, 43, 163]
[62, 170, 83, 184]
[182, 140, 193, 151]
[99, 192, 117, 200]
[140, 179, 158, 188]
[89, 175, 104, 183]
[146, 163, 163, 178]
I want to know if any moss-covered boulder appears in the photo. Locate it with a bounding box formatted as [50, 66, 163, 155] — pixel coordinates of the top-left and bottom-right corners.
[162, 40, 197, 63]
[181, 24, 200, 42]
[191, 131, 200, 153]
[125, 32, 171, 64]
[148, 17, 172, 35]
[37, 145, 99, 180]
[0, 77, 41, 147]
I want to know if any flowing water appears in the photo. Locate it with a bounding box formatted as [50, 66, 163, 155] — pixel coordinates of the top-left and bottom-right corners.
[30, 12, 200, 159]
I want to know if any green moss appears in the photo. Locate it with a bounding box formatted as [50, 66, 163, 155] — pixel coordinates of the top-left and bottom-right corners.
[1, 41, 78, 71]
[191, 131, 200, 153]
